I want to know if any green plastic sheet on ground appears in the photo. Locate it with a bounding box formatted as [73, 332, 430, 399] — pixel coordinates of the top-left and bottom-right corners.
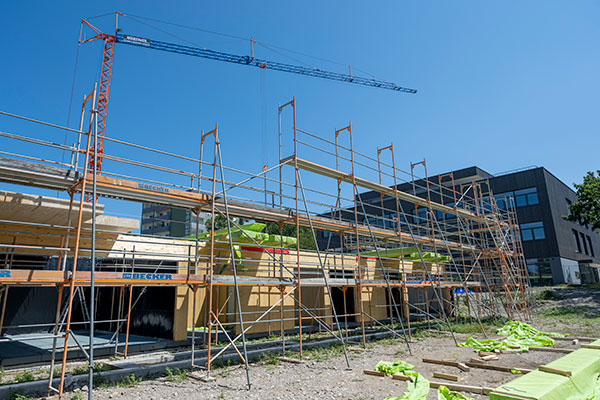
[490, 344, 600, 400]
[375, 361, 473, 400]
[375, 360, 415, 376]
[437, 385, 473, 400]
[384, 371, 430, 400]
[460, 320, 564, 352]
[586, 381, 600, 400]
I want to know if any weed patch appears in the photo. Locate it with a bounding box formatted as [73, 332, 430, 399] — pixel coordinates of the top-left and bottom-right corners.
[165, 367, 188, 383]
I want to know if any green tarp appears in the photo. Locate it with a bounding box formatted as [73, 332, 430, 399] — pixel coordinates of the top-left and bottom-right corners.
[186, 222, 297, 248]
[460, 321, 563, 352]
[490, 340, 600, 400]
[358, 246, 452, 263]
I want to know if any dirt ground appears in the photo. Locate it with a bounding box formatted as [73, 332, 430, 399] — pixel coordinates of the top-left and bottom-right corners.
[70, 286, 600, 400]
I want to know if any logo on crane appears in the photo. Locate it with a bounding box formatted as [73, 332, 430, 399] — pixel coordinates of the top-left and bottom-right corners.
[122, 34, 151, 46]
[0, 270, 10, 278]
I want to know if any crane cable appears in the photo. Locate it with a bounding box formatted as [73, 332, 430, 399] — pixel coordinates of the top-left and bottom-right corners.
[120, 13, 384, 80]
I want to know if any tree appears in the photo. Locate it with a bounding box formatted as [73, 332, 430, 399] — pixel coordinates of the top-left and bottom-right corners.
[265, 222, 317, 250]
[563, 170, 600, 232]
[204, 214, 229, 231]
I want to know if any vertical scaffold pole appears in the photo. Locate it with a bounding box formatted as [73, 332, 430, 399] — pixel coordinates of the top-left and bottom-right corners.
[297, 173, 351, 368]
[335, 123, 366, 346]
[58, 83, 97, 397]
[203, 125, 219, 377]
[288, 98, 304, 357]
[88, 99, 99, 400]
[216, 130, 252, 390]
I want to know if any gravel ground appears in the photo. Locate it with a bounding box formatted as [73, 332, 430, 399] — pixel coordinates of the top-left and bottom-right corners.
[11, 286, 600, 400]
[81, 333, 568, 400]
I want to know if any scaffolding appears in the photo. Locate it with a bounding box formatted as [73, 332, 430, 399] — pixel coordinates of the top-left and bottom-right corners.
[0, 97, 529, 397]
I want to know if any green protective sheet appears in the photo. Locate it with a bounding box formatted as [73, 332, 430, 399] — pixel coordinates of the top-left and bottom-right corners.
[384, 371, 430, 400]
[437, 385, 473, 400]
[490, 346, 600, 400]
[358, 246, 452, 263]
[186, 222, 297, 248]
[460, 321, 563, 352]
[375, 360, 414, 376]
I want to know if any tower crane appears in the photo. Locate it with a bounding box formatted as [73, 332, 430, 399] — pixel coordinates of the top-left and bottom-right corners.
[80, 12, 417, 175]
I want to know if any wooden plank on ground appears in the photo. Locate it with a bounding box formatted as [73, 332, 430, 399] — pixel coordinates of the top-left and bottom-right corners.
[581, 344, 600, 350]
[554, 336, 596, 342]
[392, 374, 412, 382]
[465, 362, 533, 374]
[480, 354, 499, 361]
[429, 381, 483, 394]
[529, 347, 573, 354]
[433, 372, 460, 382]
[422, 358, 471, 372]
[456, 362, 470, 372]
[363, 369, 385, 377]
[538, 365, 572, 377]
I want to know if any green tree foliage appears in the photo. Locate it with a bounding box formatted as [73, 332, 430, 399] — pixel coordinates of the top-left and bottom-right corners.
[204, 214, 229, 231]
[265, 222, 316, 250]
[564, 170, 600, 232]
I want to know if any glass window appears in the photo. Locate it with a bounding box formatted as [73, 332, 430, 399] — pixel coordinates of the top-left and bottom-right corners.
[520, 222, 545, 241]
[526, 258, 553, 286]
[494, 192, 514, 210]
[587, 235, 595, 257]
[580, 232, 589, 255]
[521, 229, 533, 241]
[514, 187, 539, 207]
[572, 229, 581, 253]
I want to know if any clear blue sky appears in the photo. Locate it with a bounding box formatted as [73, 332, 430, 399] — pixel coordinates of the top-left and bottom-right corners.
[1, 1, 599, 219]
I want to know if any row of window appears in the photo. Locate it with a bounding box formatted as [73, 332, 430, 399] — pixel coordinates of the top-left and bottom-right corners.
[520, 221, 545, 241]
[572, 229, 595, 257]
[526, 258, 553, 285]
[495, 187, 539, 210]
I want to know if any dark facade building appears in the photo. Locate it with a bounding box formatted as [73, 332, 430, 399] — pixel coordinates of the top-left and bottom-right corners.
[316, 166, 600, 286]
[141, 203, 208, 237]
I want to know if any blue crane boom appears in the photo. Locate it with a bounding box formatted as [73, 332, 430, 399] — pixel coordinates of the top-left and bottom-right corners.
[116, 33, 417, 94]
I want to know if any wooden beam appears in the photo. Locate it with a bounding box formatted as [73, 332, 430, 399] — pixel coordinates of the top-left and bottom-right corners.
[529, 347, 573, 354]
[465, 361, 533, 374]
[363, 369, 385, 377]
[422, 358, 471, 372]
[538, 365, 572, 377]
[433, 372, 460, 382]
[391, 374, 412, 382]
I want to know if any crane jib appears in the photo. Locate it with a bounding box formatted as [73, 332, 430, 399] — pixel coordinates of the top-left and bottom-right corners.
[116, 33, 417, 94]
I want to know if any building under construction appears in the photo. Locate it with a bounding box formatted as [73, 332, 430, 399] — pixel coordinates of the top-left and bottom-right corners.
[0, 12, 529, 398]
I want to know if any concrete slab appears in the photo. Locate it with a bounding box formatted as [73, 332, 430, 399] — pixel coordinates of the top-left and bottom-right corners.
[0, 330, 172, 367]
[0, 190, 138, 233]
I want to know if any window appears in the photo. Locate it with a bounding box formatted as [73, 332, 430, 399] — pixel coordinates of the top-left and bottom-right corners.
[323, 231, 331, 239]
[494, 192, 514, 210]
[514, 187, 539, 207]
[520, 222, 545, 241]
[384, 213, 397, 229]
[587, 235, 595, 257]
[581, 232, 589, 256]
[526, 258, 553, 286]
[572, 229, 582, 253]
